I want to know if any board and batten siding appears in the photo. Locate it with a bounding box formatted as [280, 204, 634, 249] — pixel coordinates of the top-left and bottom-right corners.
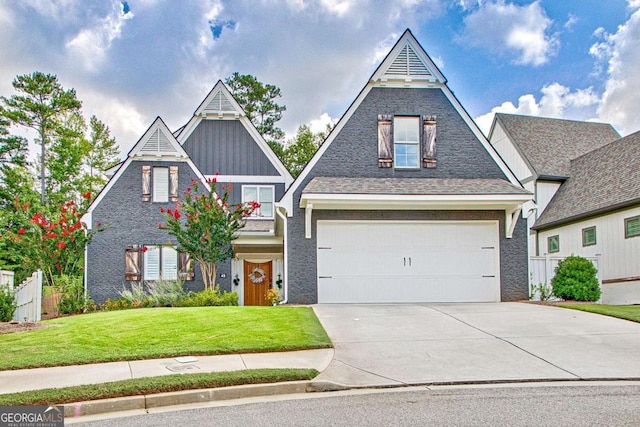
[535, 181, 562, 219]
[536, 205, 640, 304]
[182, 120, 281, 176]
[489, 122, 532, 181]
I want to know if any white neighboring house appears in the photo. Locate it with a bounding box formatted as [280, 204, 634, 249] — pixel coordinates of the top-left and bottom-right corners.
[488, 113, 620, 256]
[489, 113, 640, 304]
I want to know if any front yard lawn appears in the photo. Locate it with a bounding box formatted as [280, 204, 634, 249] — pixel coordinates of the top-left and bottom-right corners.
[0, 307, 331, 370]
[559, 304, 640, 323]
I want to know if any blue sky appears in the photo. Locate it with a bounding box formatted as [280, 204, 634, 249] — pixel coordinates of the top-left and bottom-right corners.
[1, 0, 638, 155]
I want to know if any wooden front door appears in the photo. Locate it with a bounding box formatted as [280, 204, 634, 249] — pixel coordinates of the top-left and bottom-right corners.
[244, 261, 272, 306]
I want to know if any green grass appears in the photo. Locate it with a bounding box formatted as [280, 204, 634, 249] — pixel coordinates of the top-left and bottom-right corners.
[559, 304, 640, 323]
[0, 368, 318, 406]
[0, 307, 331, 370]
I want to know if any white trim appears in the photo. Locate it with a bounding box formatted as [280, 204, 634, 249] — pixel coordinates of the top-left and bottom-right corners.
[242, 184, 275, 219]
[176, 81, 293, 188]
[280, 29, 522, 215]
[206, 175, 286, 184]
[301, 193, 530, 240]
[129, 117, 188, 159]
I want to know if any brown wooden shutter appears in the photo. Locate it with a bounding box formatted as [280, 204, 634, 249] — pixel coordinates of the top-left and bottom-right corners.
[169, 165, 179, 202]
[377, 114, 393, 167]
[178, 252, 194, 281]
[125, 245, 142, 281]
[422, 115, 437, 168]
[142, 165, 151, 201]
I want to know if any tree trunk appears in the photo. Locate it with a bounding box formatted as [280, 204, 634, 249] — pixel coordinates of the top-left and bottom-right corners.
[199, 260, 217, 290]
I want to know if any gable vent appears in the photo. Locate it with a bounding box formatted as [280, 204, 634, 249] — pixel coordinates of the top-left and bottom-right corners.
[387, 45, 432, 77]
[205, 90, 235, 112]
[140, 129, 176, 154]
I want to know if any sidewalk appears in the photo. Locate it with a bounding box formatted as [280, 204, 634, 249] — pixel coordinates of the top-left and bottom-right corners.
[0, 349, 334, 394]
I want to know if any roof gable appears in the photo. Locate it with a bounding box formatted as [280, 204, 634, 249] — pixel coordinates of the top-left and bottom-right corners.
[176, 81, 293, 186]
[494, 113, 620, 178]
[280, 29, 521, 214]
[129, 117, 189, 159]
[371, 29, 445, 85]
[534, 130, 640, 229]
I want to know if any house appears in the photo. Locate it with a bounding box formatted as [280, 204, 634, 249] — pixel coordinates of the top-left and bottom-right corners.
[85, 81, 293, 305]
[488, 113, 640, 304]
[532, 131, 640, 304]
[86, 30, 533, 305]
[488, 113, 620, 255]
[278, 29, 532, 304]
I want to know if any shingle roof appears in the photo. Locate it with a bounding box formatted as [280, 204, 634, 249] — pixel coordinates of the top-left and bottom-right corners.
[533, 130, 640, 229]
[495, 113, 620, 178]
[302, 177, 530, 195]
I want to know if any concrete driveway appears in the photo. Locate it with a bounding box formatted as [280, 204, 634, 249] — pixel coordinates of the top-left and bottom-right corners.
[312, 303, 640, 388]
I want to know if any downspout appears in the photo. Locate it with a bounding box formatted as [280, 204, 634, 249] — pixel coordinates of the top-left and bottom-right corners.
[276, 206, 288, 304]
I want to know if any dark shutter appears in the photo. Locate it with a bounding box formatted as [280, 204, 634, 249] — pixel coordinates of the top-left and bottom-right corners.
[125, 245, 142, 281]
[169, 165, 179, 202]
[178, 252, 194, 281]
[422, 115, 437, 168]
[377, 114, 393, 167]
[142, 165, 151, 201]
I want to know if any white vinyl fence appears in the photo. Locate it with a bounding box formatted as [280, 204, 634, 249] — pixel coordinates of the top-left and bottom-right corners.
[530, 255, 600, 301]
[13, 270, 43, 322]
[0, 270, 14, 290]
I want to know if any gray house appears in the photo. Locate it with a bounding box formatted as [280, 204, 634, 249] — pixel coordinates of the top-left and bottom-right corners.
[278, 29, 532, 303]
[85, 82, 293, 305]
[86, 30, 533, 305]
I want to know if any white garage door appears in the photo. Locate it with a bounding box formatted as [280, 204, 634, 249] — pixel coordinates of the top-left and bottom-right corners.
[317, 221, 500, 303]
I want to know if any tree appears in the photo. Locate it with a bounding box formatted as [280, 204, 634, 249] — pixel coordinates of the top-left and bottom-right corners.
[84, 115, 120, 194]
[225, 72, 286, 143]
[159, 177, 258, 290]
[0, 71, 82, 204]
[282, 124, 329, 177]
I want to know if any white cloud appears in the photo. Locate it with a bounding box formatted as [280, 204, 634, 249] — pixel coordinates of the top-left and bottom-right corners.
[459, 1, 559, 66]
[65, 1, 133, 72]
[592, 2, 640, 135]
[475, 83, 599, 135]
[564, 13, 578, 30]
[308, 113, 337, 134]
[78, 88, 148, 156]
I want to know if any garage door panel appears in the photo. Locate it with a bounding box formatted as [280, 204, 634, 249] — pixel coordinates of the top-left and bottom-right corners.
[317, 221, 500, 303]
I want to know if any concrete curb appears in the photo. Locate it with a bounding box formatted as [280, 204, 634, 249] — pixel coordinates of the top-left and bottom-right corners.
[64, 381, 311, 418]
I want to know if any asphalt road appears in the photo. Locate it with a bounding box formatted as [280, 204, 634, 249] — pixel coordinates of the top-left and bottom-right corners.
[70, 383, 640, 426]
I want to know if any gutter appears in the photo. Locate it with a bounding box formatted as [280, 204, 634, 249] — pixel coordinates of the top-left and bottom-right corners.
[276, 206, 288, 304]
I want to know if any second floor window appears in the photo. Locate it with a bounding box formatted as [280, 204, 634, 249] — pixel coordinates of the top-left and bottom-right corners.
[242, 185, 274, 219]
[393, 117, 420, 168]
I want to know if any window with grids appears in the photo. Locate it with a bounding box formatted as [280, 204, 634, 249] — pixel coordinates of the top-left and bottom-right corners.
[144, 245, 178, 280]
[242, 185, 274, 218]
[547, 235, 559, 253]
[582, 226, 596, 247]
[393, 117, 420, 168]
[625, 216, 640, 238]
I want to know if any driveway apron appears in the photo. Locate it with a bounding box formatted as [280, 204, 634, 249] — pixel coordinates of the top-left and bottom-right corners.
[312, 303, 640, 387]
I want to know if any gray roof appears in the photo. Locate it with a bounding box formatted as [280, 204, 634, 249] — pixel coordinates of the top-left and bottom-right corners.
[534, 130, 640, 229]
[495, 113, 620, 178]
[240, 220, 275, 233]
[302, 177, 530, 195]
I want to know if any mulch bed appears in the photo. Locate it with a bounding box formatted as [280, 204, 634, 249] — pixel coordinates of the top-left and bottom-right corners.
[0, 322, 49, 335]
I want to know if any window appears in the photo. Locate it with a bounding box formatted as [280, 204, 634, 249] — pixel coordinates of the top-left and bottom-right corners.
[242, 185, 274, 218]
[547, 235, 559, 253]
[625, 215, 640, 238]
[153, 167, 169, 203]
[582, 227, 596, 247]
[393, 117, 420, 168]
[144, 245, 178, 281]
[124, 245, 193, 281]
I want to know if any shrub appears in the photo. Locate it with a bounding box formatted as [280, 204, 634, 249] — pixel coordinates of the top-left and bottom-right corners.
[552, 255, 601, 302]
[176, 286, 238, 307]
[146, 279, 187, 307]
[0, 285, 17, 322]
[119, 282, 151, 306]
[100, 298, 143, 311]
[57, 275, 95, 315]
